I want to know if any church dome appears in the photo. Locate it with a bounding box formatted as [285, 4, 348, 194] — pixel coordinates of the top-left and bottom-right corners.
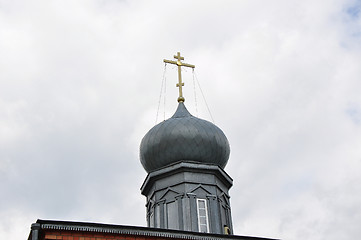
[140, 102, 230, 173]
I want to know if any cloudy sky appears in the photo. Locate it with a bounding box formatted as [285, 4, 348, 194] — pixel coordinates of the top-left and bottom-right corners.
[1, 0, 361, 239]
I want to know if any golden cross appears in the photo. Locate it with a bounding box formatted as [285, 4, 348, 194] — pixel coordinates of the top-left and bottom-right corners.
[164, 52, 195, 103]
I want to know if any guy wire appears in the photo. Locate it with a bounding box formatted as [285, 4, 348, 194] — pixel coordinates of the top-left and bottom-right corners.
[192, 69, 198, 117]
[194, 71, 215, 123]
[156, 63, 167, 124]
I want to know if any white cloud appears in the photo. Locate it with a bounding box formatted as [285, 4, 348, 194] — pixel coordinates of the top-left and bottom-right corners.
[0, 0, 360, 239]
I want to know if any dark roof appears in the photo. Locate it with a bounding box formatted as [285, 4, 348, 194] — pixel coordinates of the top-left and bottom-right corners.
[140, 102, 230, 173]
[30, 219, 278, 240]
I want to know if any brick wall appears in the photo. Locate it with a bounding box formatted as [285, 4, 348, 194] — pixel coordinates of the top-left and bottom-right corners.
[42, 230, 168, 240]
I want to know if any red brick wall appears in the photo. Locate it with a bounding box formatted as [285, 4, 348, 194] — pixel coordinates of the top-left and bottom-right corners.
[42, 230, 174, 240]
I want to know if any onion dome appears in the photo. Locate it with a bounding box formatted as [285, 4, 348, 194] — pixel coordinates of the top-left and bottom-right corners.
[140, 102, 230, 173]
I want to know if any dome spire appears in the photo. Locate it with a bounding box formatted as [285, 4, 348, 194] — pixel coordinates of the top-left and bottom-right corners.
[164, 52, 195, 103]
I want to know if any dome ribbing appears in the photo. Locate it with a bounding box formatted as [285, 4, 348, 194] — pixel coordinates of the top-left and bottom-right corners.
[140, 103, 230, 173]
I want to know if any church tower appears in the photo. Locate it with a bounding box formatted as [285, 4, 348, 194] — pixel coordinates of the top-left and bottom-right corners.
[140, 52, 233, 234]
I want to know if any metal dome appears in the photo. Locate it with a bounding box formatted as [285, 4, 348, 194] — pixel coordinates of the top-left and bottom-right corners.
[140, 102, 230, 173]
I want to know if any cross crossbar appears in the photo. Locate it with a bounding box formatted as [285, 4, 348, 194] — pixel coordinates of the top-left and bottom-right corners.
[163, 52, 195, 102]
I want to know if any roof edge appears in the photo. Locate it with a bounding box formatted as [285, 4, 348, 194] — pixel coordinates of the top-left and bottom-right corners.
[33, 219, 279, 240]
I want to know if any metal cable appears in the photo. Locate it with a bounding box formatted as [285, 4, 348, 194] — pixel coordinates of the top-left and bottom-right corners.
[194, 71, 215, 123]
[192, 69, 198, 117]
[156, 63, 167, 124]
[163, 64, 167, 121]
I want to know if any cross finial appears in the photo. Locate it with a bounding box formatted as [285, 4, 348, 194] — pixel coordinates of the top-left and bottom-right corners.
[164, 52, 195, 103]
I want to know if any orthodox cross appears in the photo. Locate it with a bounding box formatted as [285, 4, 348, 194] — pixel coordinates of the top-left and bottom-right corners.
[164, 52, 195, 103]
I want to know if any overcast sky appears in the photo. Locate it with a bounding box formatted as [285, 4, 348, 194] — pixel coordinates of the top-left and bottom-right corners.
[1, 0, 361, 240]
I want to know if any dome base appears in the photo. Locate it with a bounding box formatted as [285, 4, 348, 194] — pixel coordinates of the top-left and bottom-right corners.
[141, 161, 233, 234]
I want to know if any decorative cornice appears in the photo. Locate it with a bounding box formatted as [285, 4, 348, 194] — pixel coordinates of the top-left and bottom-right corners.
[141, 161, 233, 195]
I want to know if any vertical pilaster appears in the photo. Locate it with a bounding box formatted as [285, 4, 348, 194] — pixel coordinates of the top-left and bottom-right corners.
[226, 206, 233, 234]
[207, 195, 221, 234]
[176, 194, 184, 230]
[159, 200, 166, 228]
[187, 193, 198, 232]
